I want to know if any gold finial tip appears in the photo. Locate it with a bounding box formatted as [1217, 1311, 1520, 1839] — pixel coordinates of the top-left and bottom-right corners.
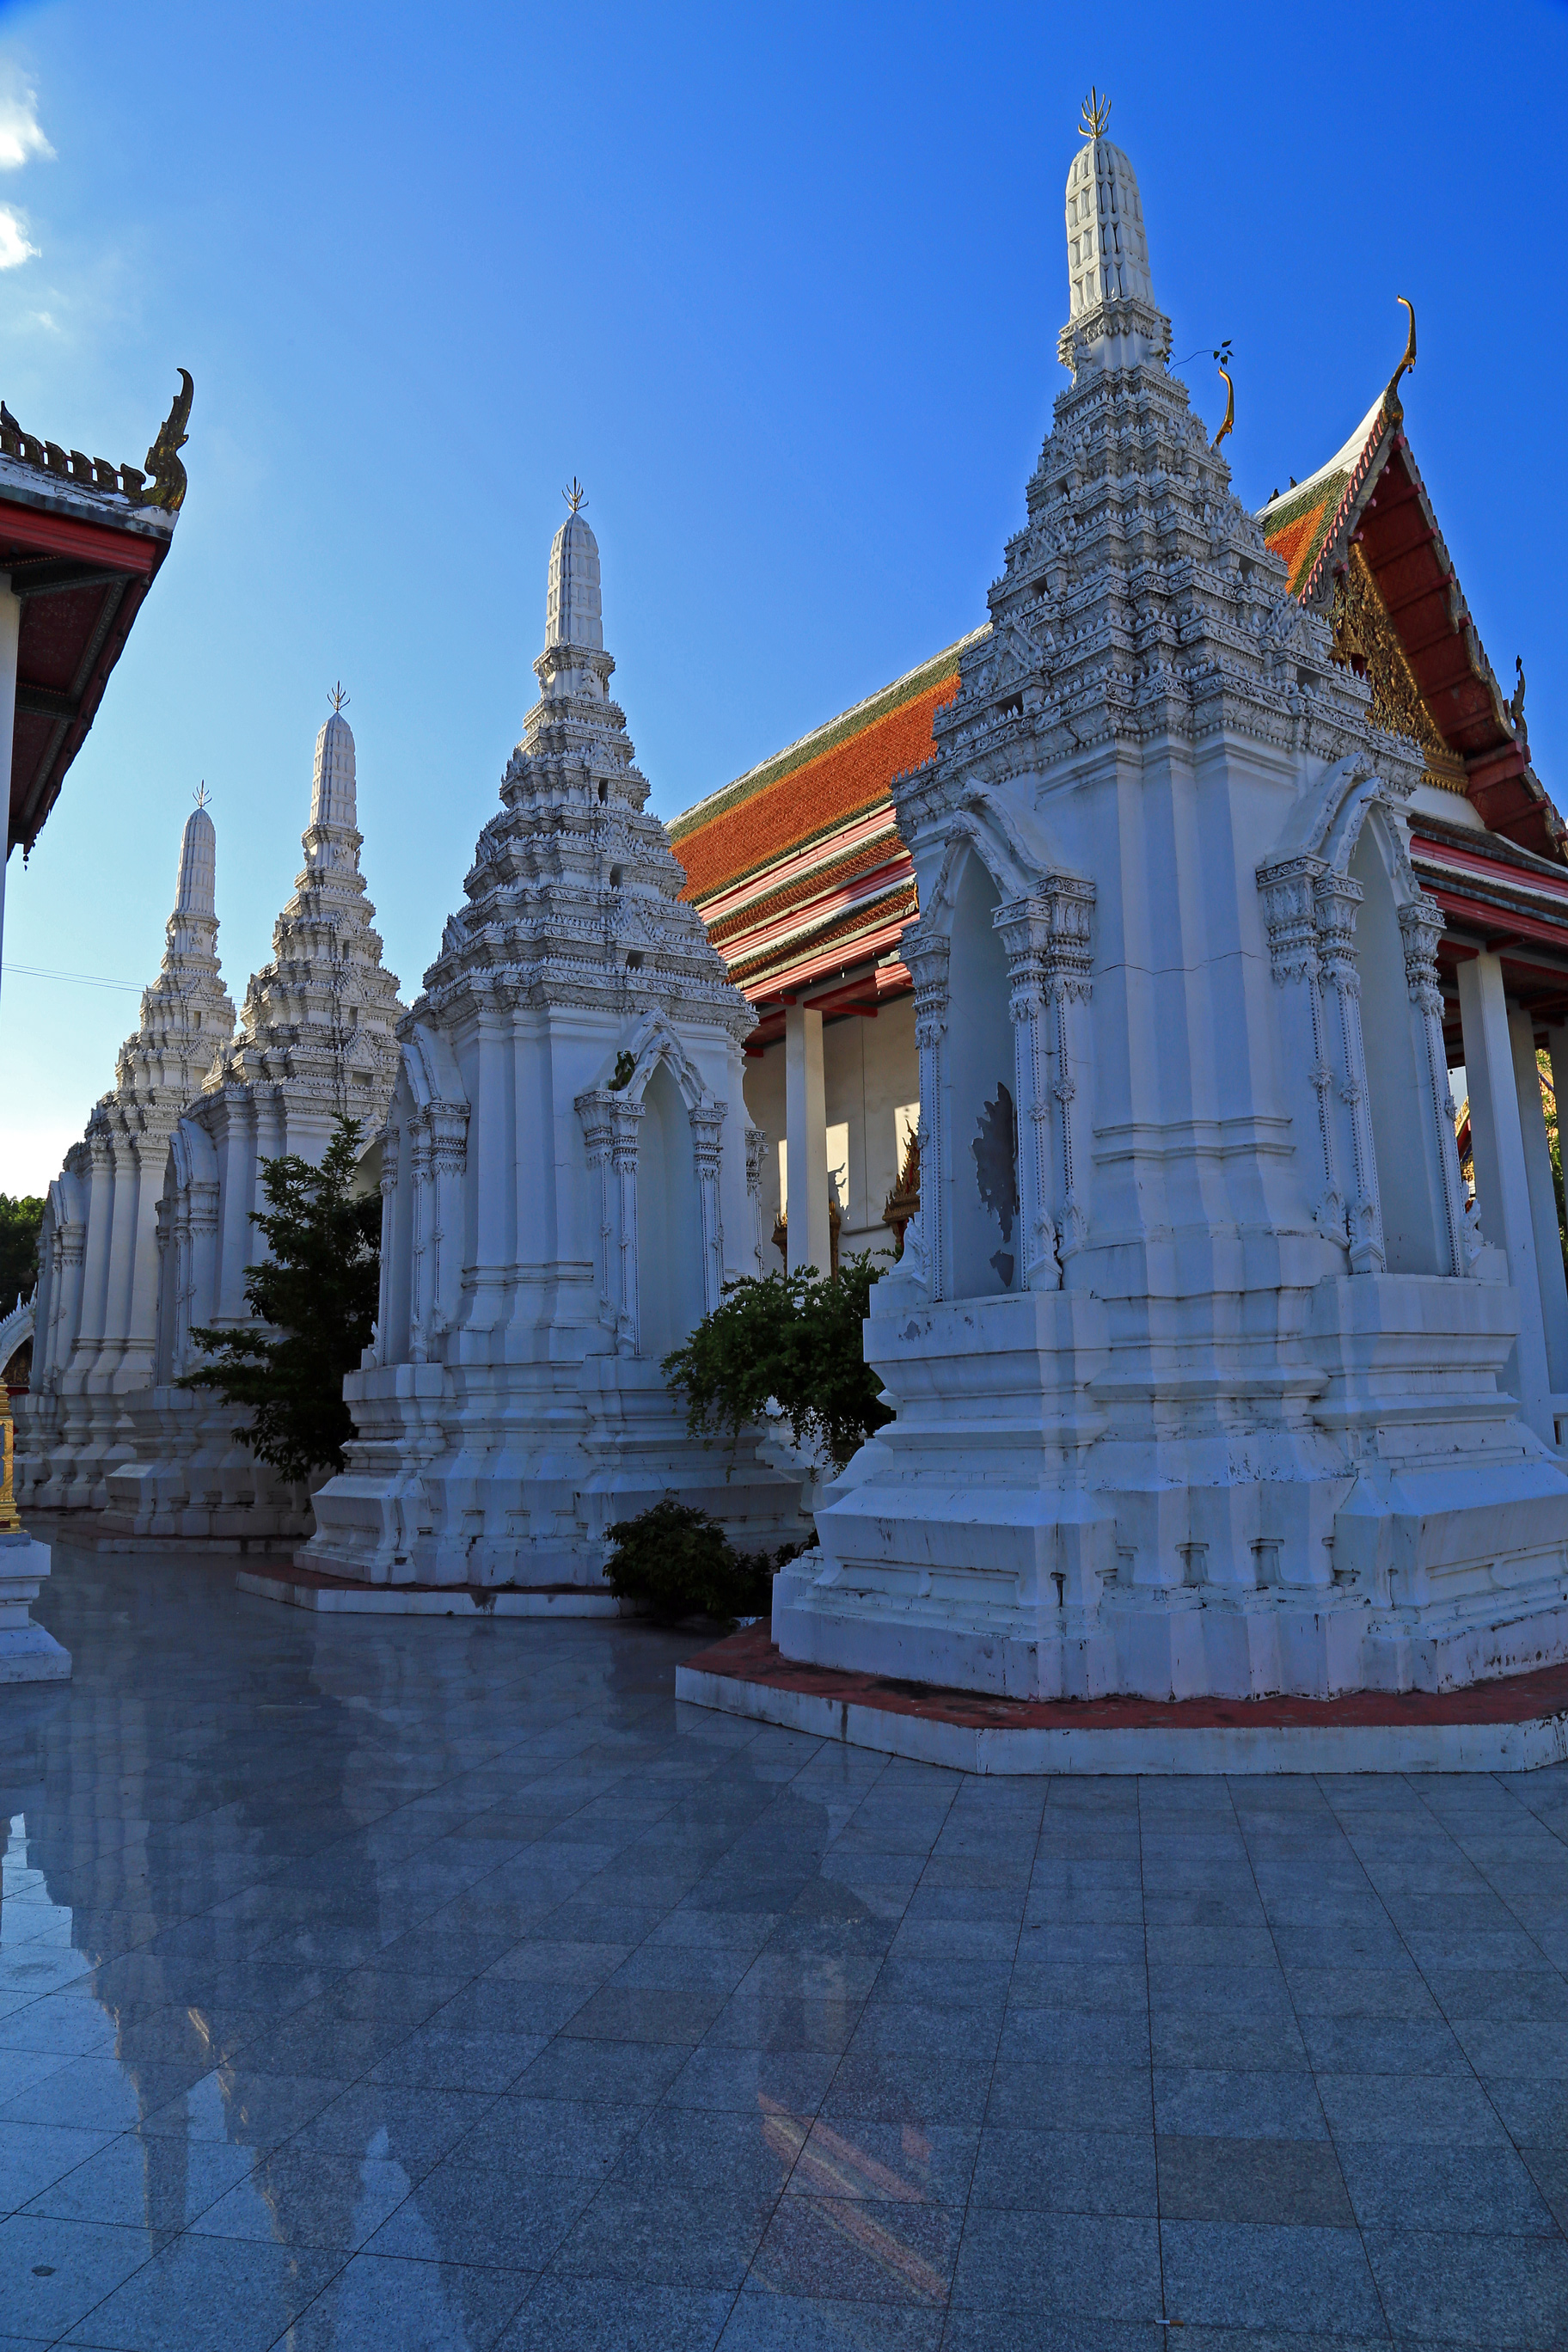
[328, 681, 349, 714]
[563, 476, 587, 514]
[1079, 86, 1112, 138]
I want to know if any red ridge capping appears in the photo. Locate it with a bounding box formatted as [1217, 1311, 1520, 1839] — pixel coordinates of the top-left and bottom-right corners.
[683, 1625, 1568, 1731]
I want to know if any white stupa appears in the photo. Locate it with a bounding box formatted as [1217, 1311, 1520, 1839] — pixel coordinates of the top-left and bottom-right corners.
[772, 99, 1568, 1702]
[16, 795, 237, 1510]
[302, 492, 803, 1589]
[100, 698, 406, 1547]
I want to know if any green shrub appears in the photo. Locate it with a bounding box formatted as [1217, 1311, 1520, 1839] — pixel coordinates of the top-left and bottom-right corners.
[179, 1118, 379, 1481]
[0, 1194, 44, 1306]
[661, 1250, 891, 1473]
[603, 1500, 798, 1623]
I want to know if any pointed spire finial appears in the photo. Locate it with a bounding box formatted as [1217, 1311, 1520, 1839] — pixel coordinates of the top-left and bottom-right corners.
[1388, 296, 1418, 402]
[563, 478, 587, 514]
[1079, 87, 1112, 138]
[1510, 655, 1528, 738]
[193, 780, 209, 810]
[1213, 364, 1235, 450]
[328, 681, 349, 714]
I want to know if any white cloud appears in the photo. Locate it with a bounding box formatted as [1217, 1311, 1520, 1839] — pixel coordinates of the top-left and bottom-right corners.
[0, 77, 52, 173]
[0, 205, 36, 268]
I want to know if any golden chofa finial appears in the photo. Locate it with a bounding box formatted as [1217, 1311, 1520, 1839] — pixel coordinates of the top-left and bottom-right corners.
[1388, 295, 1418, 400]
[1080, 87, 1112, 138]
[563, 477, 587, 514]
[193, 780, 209, 810]
[328, 681, 349, 714]
[1213, 364, 1235, 451]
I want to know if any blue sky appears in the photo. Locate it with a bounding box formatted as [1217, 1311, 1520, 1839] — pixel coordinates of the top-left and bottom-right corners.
[0, 0, 1565, 1196]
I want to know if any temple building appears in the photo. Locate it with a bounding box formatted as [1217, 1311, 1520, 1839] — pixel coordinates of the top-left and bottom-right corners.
[677, 107, 1568, 1700]
[0, 373, 192, 979]
[92, 700, 404, 1547]
[299, 500, 803, 1589]
[15, 797, 236, 1510]
[1, 374, 193, 1681]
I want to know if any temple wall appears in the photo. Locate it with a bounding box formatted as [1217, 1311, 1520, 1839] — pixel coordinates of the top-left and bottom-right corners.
[744, 995, 918, 1268]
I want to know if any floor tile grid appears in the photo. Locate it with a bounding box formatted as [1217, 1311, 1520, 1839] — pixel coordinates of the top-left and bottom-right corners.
[1236, 1768, 1568, 2348]
[266, 1716, 917, 2348]
[23, 1563, 1568, 2347]
[475, 1749, 961, 2343]
[0, 1632, 865, 2346]
[1136, 1775, 1169, 2349]
[1216, 1773, 1396, 2345]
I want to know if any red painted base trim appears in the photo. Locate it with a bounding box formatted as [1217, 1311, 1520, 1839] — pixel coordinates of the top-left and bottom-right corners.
[683, 1625, 1568, 1731]
[280, 1559, 595, 1599]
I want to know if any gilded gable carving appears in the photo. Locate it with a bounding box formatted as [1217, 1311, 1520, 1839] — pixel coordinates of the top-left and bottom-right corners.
[1330, 546, 1468, 792]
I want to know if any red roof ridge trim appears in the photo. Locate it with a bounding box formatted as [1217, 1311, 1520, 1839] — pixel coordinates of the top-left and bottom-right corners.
[670, 626, 988, 844]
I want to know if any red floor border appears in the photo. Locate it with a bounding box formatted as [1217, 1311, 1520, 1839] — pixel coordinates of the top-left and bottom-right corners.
[682, 1625, 1568, 1732]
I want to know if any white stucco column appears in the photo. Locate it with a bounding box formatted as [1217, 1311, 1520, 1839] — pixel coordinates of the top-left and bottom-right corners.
[0, 579, 19, 1007]
[1458, 953, 1554, 1442]
[1510, 1007, 1568, 1398]
[784, 1001, 830, 1277]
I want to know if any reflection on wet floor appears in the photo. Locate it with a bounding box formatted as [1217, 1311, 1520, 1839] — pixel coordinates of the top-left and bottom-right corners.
[4, 1546, 1568, 2347]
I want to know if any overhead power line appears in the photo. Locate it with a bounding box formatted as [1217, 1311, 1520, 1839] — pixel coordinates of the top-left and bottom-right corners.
[3, 963, 143, 995]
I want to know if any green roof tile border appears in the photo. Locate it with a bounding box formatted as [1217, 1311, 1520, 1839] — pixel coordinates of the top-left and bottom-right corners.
[670, 625, 989, 848]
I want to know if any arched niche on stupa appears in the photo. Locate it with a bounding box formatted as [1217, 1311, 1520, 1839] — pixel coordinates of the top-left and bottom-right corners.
[1349, 811, 1451, 1277]
[1257, 756, 1467, 1282]
[946, 846, 1020, 1300]
[638, 1059, 706, 1364]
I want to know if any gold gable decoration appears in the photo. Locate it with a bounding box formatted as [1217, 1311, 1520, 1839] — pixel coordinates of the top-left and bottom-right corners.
[1329, 546, 1467, 793]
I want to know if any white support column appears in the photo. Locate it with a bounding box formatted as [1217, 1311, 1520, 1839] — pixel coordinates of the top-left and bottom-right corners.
[784, 1002, 830, 1277]
[1510, 1007, 1568, 1398]
[1458, 953, 1554, 1442]
[0, 579, 18, 1010]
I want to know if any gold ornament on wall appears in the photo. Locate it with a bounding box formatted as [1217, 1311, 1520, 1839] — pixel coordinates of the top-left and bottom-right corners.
[1329, 545, 1466, 792]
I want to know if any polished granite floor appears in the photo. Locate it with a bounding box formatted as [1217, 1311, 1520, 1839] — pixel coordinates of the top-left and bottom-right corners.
[3, 1556, 1568, 2349]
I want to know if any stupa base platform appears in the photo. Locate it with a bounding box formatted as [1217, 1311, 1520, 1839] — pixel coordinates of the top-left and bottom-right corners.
[676, 1624, 1568, 1774]
[0, 1534, 70, 1685]
[237, 1561, 622, 1617]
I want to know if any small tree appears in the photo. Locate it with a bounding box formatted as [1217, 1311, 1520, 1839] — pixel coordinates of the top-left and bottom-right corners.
[603, 1500, 797, 1622]
[0, 1194, 45, 1305]
[179, 1118, 379, 1482]
[662, 1250, 891, 1473]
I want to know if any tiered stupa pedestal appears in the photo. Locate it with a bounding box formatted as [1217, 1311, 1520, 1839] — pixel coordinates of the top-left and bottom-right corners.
[770, 111, 1568, 1706]
[301, 500, 805, 1593]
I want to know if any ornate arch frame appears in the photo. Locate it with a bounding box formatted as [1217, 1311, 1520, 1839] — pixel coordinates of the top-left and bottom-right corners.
[898, 792, 1095, 1303]
[1257, 754, 1467, 1278]
[576, 1015, 730, 1355]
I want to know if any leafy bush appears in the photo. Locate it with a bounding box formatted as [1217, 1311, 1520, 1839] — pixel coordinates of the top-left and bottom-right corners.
[179, 1118, 379, 1481]
[603, 1499, 799, 1622]
[661, 1250, 891, 1473]
[0, 1194, 44, 1306]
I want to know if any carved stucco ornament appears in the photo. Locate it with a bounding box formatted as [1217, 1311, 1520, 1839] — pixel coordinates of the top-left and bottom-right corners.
[1329, 546, 1467, 792]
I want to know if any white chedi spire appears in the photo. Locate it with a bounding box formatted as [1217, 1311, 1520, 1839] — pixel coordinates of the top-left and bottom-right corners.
[210, 692, 402, 1117]
[1058, 90, 1165, 374]
[94, 790, 236, 1114]
[310, 687, 357, 833]
[421, 501, 747, 1034]
[546, 481, 603, 652]
[1065, 103, 1154, 318]
[175, 797, 216, 919]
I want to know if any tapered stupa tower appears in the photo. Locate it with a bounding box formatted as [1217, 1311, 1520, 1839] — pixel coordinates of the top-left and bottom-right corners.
[773, 96, 1568, 1705]
[100, 700, 407, 1548]
[17, 796, 239, 1510]
[301, 494, 803, 1590]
